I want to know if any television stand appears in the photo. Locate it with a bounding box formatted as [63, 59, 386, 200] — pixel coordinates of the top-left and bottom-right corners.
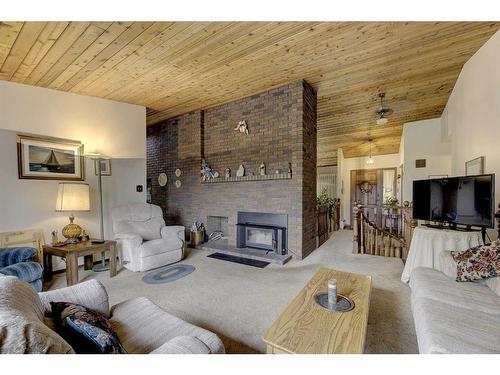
[422, 223, 486, 243]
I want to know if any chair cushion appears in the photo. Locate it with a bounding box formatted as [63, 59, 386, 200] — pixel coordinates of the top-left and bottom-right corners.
[0, 276, 73, 354]
[39, 279, 110, 318]
[50, 302, 125, 354]
[0, 247, 37, 267]
[112, 203, 165, 241]
[112, 203, 163, 222]
[150, 336, 211, 354]
[0, 261, 43, 283]
[410, 267, 500, 315]
[412, 294, 500, 353]
[139, 238, 183, 258]
[127, 218, 164, 241]
[110, 297, 224, 354]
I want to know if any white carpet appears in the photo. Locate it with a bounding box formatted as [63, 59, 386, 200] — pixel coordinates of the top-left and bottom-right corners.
[45, 230, 418, 354]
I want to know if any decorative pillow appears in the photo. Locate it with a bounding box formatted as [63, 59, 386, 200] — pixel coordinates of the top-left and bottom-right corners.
[451, 241, 500, 282]
[50, 302, 125, 354]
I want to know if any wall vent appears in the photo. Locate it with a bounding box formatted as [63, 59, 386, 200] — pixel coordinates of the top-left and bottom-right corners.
[415, 159, 426, 168]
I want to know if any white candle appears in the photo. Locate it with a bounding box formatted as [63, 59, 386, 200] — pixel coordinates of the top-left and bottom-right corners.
[328, 278, 337, 307]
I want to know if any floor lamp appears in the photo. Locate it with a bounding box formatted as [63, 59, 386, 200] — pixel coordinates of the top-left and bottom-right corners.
[85, 152, 110, 272]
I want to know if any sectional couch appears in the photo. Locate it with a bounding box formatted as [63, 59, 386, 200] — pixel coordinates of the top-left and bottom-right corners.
[0, 275, 224, 354]
[410, 251, 500, 354]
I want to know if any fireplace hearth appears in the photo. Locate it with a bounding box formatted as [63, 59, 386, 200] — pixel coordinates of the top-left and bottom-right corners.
[236, 212, 288, 255]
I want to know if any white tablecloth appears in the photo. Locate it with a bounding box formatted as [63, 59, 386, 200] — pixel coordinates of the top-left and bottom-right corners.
[401, 227, 483, 283]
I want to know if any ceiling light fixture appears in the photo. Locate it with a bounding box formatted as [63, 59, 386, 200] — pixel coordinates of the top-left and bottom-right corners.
[375, 93, 392, 125]
[366, 140, 375, 165]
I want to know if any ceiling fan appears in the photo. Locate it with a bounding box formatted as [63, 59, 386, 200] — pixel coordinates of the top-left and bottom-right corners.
[375, 92, 393, 125]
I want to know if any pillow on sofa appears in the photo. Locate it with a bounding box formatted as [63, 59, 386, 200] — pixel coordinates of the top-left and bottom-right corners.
[50, 301, 125, 354]
[451, 241, 500, 282]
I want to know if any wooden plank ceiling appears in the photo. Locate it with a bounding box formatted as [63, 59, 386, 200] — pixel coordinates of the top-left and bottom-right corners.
[1, 21, 498, 166]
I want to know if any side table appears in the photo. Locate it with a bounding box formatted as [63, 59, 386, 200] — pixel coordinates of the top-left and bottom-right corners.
[43, 240, 117, 286]
[401, 227, 483, 283]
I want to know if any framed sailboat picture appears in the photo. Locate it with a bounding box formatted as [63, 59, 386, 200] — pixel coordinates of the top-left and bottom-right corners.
[17, 134, 84, 181]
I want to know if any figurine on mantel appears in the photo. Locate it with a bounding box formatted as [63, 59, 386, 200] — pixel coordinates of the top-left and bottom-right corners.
[201, 159, 215, 181]
[259, 162, 266, 176]
[236, 164, 245, 177]
[234, 120, 249, 135]
[225, 168, 231, 178]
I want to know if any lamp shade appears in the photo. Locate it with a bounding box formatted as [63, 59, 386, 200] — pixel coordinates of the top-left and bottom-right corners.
[55, 183, 90, 212]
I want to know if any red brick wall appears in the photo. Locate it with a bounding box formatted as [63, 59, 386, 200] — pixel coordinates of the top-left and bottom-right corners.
[147, 80, 317, 259]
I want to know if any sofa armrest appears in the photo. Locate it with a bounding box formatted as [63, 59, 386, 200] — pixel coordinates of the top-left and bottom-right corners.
[38, 279, 110, 317]
[115, 233, 143, 246]
[160, 226, 185, 242]
[0, 247, 37, 268]
[150, 336, 211, 354]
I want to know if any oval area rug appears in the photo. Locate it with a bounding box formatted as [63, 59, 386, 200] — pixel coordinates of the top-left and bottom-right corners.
[142, 264, 195, 284]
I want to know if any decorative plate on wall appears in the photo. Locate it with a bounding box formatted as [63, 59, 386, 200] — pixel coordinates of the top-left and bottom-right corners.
[158, 173, 168, 187]
[175, 168, 182, 177]
[175, 180, 182, 188]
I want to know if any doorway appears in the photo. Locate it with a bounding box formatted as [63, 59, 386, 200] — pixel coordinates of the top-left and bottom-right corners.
[350, 167, 397, 226]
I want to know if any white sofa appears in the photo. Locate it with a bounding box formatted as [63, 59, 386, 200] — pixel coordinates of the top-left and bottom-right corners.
[112, 203, 185, 272]
[410, 251, 500, 354]
[0, 275, 225, 354]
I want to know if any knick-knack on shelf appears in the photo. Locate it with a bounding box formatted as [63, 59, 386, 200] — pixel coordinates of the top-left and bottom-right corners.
[225, 168, 231, 178]
[236, 164, 245, 177]
[259, 162, 266, 176]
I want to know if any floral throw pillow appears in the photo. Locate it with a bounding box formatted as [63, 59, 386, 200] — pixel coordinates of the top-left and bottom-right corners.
[50, 301, 126, 354]
[451, 241, 500, 282]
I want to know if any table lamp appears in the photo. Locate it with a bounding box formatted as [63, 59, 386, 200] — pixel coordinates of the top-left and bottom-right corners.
[55, 182, 90, 243]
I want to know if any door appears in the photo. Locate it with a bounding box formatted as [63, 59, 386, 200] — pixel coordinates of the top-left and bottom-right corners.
[350, 168, 396, 226]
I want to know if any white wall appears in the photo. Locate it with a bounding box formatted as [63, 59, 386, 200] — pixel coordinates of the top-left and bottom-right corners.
[442, 30, 500, 238]
[0, 81, 146, 269]
[339, 153, 401, 225]
[0, 80, 145, 159]
[401, 118, 452, 202]
[336, 148, 345, 226]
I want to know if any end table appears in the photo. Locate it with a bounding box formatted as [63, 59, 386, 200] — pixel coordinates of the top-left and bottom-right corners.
[43, 240, 117, 287]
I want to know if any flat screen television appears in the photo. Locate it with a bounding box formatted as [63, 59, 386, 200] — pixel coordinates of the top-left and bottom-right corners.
[413, 174, 495, 228]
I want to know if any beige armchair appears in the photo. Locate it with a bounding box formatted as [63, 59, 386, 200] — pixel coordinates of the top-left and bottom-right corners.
[111, 203, 185, 272]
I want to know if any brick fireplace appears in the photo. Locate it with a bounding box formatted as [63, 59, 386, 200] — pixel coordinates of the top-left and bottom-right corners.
[146, 80, 317, 259]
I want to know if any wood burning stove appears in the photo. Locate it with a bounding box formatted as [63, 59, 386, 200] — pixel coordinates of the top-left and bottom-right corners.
[236, 212, 288, 255]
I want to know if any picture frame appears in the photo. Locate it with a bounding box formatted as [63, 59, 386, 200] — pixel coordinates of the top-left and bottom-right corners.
[465, 156, 484, 176]
[94, 159, 112, 176]
[17, 134, 84, 181]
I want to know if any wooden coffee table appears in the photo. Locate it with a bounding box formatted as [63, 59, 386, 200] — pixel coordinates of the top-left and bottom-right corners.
[263, 268, 372, 354]
[43, 240, 117, 287]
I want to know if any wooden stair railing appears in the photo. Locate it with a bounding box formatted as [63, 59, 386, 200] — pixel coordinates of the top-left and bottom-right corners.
[316, 198, 341, 247]
[352, 202, 417, 259]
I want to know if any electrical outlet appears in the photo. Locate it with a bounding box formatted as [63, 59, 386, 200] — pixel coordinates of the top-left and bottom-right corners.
[136, 185, 143, 192]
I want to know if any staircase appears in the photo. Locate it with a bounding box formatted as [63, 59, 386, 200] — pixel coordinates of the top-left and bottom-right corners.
[352, 202, 417, 259]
